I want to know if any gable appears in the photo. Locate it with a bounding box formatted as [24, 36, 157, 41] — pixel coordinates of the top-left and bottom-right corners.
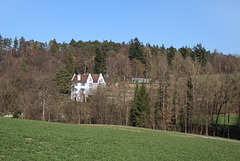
[91, 74, 100, 83]
[71, 74, 104, 83]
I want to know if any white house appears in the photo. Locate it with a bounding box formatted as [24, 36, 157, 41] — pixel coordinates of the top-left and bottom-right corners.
[71, 73, 106, 102]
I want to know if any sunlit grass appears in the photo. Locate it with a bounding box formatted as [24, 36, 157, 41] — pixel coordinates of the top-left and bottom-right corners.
[0, 118, 239, 160]
[213, 114, 238, 125]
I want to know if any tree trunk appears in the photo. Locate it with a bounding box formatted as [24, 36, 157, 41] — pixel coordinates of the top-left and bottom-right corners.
[206, 89, 209, 136]
[124, 77, 128, 126]
[42, 97, 45, 121]
[227, 102, 230, 138]
[48, 113, 50, 122]
[185, 98, 188, 133]
[223, 103, 226, 137]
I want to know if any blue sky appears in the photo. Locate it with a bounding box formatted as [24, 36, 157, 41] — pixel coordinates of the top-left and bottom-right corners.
[1, 0, 240, 54]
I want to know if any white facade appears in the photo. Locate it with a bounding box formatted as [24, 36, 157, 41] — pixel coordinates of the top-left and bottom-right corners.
[71, 73, 106, 102]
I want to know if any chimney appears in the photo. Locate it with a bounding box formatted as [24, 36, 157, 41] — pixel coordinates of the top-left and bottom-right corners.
[77, 74, 81, 81]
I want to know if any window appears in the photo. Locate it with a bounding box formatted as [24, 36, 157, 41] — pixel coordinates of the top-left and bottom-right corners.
[72, 88, 78, 92]
[82, 83, 86, 86]
[72, 83, 76, 86]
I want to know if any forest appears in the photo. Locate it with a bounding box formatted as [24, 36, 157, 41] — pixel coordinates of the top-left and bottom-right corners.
[0, 35, 239, 139]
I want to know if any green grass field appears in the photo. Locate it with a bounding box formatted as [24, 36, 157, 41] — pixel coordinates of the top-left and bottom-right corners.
[0, 118, 239, 160]
[213, 114, 238, 126]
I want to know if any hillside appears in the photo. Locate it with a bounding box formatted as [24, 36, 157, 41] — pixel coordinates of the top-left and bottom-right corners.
[0, 118, 239, 160]
[1, 35, 240, 139]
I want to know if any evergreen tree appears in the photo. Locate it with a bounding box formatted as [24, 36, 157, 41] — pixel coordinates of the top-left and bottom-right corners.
[178, 46, 189, 59]
[160, 44, 165, 54]
[102, 40, 111, 52]
[94, 47, 106, 74]
[69, 39, 77, 47]
[193, 43, 207, 66]
[49, 39, 59, 54]
[132, 81, 139, 126]
[132, 82, 150, 127]
[3, 38, 12, 49]
[14, 36, 18, 49]
[128, 37, 145, 64]
[55, 65, 72, 94]
[166, 46, 176, 66]
[19, 36, 26, 55]
[66, 52, 74, 73]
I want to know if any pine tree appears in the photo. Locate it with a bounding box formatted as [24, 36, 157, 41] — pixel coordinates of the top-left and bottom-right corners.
[128, 37, 145, 64]
[69, 39, 77, 47]
[55, 65, 72, 94]
[3, 38, 12, 49]
[49, 39, 59, 54]
[132, 81, 139, 126]
[14, 36, 18, 49]
[132, 82, 150, 127]
[178, 46, 189, 59]
[193, 43, 207, 67]
[66, 52, 74, 73]
[160, 44, 165, 54]
[94, 48, 106, 74]
[166, 46, 176, 66]
[19, 36, 26, 55]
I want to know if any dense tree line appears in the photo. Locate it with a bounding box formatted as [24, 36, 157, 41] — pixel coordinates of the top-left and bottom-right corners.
[0, 34, 239, 139]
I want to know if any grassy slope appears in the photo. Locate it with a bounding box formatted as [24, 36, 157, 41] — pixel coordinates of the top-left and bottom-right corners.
[0, 118, 239, 160]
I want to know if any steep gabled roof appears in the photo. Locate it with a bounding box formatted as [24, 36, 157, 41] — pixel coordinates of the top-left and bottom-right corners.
[72, 74, 78, 82]
[72, 74, 89, 83]
[91, 74, 100, 83]
[79, 75, 88, 83]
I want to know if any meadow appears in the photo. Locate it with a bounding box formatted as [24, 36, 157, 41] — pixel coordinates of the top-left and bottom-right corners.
[213, 114, 238, 126]
[0, 117, 239, 160]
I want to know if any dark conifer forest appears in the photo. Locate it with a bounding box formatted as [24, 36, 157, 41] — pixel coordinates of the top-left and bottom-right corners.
[0, 35, 239, 139]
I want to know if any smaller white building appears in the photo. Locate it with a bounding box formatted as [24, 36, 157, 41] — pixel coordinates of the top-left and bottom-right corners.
[131, 78, 151, 83]
[71, 73, 106, 102]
